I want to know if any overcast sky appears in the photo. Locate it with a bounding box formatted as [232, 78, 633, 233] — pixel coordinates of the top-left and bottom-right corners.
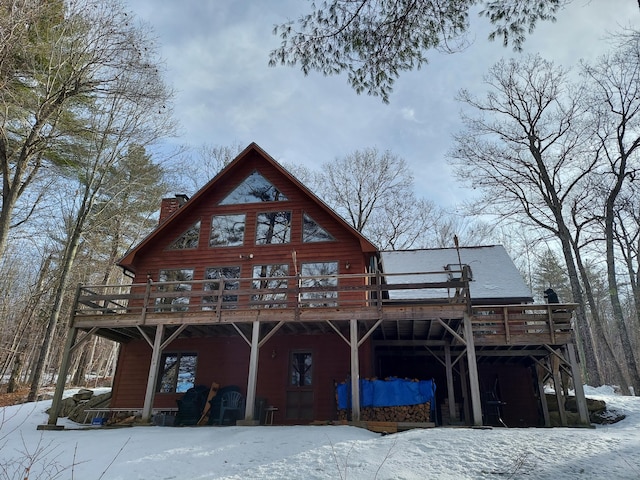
[128, 0, 638, 209]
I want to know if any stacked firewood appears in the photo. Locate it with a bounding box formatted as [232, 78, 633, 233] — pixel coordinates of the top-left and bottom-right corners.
[337, 401, 431, 422]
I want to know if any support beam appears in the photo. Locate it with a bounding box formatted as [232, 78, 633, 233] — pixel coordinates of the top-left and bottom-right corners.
[551, 353, 567, 426]
[462, 313, 482, 426]
[142, 325, 164, 422]
[566, 343, 589, 425]
[46, 327, 79, 425]
[444, 344, 458, 424]
[350, 319, 361, 422]
[244, 320, 260, 421]
[536, 364, 550, 427]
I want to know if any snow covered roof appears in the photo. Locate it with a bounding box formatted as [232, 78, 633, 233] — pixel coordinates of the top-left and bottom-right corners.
[379, 245, 533, 304]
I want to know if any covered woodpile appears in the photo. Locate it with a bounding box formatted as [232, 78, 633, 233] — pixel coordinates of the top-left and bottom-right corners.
[336, 377, 435, 423]
[338, 401, 431, 422]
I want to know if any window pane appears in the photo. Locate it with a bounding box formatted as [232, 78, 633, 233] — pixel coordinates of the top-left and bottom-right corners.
[168, 220, 201, 249]
[159, 354, 178, 393]
[290, 352, 312, 386]
[156, 269, 194, 312]
[158, 353, 197, 393]
[176, 354, 197, 393]
[203, 266, 240, 310]
[219, 171, 288, 205]
[251, 264, 288, 308]
[302, 213, 334, 243]
[300, 262, 338, 307]
[255, 211, 291, 245]
[210, 214, 246, 247]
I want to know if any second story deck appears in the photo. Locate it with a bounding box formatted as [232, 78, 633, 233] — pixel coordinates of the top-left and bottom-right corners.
[71, 270, 575, 348]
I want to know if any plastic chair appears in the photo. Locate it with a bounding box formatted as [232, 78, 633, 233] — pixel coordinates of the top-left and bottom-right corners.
[218, 391, 244, 425]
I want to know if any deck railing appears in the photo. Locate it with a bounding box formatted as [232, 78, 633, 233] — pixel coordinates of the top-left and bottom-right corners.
[74, 270, 470, 317]
[470, 304, 576, 345]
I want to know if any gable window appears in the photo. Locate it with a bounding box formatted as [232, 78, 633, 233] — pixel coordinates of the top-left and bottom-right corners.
[155, 269, 194, 312]
[168, 220, 201, 250]
[302, 213, 334, 243]
[157, 352, 197, 393]
[251, 264, 289, 308]
[255, 211, 291, 245]
[210, 214, 245, 247]
[219, 171, 288, 205]
[300, 261, 338, 307]
[203, 266, 240, 310]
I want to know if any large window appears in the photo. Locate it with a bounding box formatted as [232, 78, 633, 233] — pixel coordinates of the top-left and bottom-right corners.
[219, 171, 288, 205]
[203, 266, 240, 310]
[255, 211, 291, 245]
[210, 214, 246, 247]
[157, 352, 197, 393]
[251, 264, 289, 308]
[155, 269, 194, 312]
[300, 261, 338, 307]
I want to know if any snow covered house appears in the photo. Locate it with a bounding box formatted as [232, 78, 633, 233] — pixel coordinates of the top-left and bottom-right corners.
[46, 143, 589, 429]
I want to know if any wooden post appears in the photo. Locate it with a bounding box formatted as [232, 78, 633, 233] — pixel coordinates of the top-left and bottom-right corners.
[350, 319, 361, 422]
[46, 327, 79, 425]
[463, 313, 483, 426]
[444, 344, 458, 423]
[244, 320, 260, 421]
[142, 324, 164, 422]
[551, 353, 567, 426]
[459, 360, 471, 425]
[536, 363, 550, 427]
[566, 343, 589, 425]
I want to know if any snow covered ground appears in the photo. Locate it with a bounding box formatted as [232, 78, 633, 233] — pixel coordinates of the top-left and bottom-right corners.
[1, 386, 639, 479]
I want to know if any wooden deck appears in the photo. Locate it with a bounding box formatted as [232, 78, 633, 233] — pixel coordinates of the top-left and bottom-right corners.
[69, 271, 575, 347]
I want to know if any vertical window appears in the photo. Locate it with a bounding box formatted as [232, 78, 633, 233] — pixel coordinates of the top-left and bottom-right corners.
[203, 266, 240, 310]
[300, 261, 338, 307]
[157, 352, 197, 393]
[255, 211, 291, 244]
[156, 269, 194, 312]
[251, 264, 289, 308]
[290, 351, 312, 386]
[302, 213, 334, 243]
[210, 214, 246, 247]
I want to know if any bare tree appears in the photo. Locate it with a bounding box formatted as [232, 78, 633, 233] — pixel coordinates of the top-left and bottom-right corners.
[581, 32, 640, 391]
[449, 54, 607, 385]
[309, 148, 440, 249]
[26, 0, 175, 401]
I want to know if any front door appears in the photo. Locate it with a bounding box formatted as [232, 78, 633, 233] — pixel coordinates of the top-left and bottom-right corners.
[286, 350, 314, 420]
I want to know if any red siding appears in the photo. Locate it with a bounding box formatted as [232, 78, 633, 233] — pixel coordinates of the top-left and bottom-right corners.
[129, 151, 371, 285]
[111, 332, 373, 423]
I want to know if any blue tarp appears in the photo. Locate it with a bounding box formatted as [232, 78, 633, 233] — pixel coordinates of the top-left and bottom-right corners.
[336, 377, 435, 410]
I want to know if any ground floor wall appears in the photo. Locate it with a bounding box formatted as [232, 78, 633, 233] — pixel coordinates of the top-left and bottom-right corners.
[110, 330, 374, 424]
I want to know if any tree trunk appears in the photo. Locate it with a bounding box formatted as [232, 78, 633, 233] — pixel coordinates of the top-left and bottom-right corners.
[605, 202, 640, 393]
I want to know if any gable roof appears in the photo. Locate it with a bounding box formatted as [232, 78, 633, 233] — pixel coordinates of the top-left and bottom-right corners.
[379, 245, 533, 304]
[118, 142, 378, 272]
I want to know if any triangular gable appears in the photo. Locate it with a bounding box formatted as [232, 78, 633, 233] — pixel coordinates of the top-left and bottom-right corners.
[118, 142, 377, 272]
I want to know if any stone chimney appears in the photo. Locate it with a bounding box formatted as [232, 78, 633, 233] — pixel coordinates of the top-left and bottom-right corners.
[159, 194, 189, 224]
